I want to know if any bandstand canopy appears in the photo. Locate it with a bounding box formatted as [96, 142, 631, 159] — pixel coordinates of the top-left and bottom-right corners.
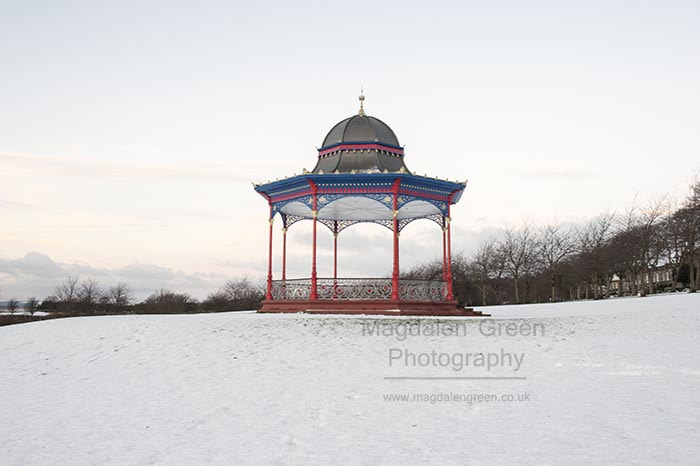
[253, 101, 466, 233]
[254, 173, 466, 232]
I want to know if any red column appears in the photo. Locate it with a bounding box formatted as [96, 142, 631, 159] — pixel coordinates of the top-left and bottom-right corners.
[266, 204, 274, 301]
[333, 221, 338, 280]
[282, 227, 287, 281]
[391, 179, 401, 300]
[446, 195, 455, 301]
[442, 219, 447, 281]
[309, 181, 318, 300]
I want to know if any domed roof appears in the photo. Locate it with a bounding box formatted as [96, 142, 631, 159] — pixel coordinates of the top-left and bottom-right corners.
[312, 95, 410, 174]
[321, 115, 400, 148]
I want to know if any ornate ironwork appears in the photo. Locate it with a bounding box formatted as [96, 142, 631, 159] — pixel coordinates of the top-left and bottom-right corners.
[281, 214, 306, 229]
[274, 195, 314, 212]
[318, 278, 393, 300]
[270, 278, 447, 302]
[281, 214, 445, 234]
[275, 192, 449, 234]
[399, 279, 448, 301]
[317, 218, 361, 234]
[397, 195, 449, 215]
[371, 218, 395, 232]
[396, 213, 445, 232]
[271, 279, 311, 300]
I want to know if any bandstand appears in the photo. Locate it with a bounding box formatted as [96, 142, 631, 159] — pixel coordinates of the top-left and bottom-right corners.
[254, 94, 481, 315]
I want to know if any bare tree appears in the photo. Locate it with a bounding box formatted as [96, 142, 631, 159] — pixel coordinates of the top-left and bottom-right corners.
[619, 197, 669, 296]
[142, 289, 198, 314]
[639, 196, 670, 294]
[470, 239, 496, 306]
[662, 195, 690, 290]
[108, 283, 132, 310]
[675, 180, 700, 291]
[78, 278, 102, 314]
[500, 224, 538, 304]
[203, 278, 265, 311]
[522, 231, 543, 303]
[539, 223, 577, 302]
[606, 226, 639, 296]
[401, 260, 443, 280]
[577, 213, 616, 299]
[55, 275, 80, 303]
[6, 298, 19, 315]
[24, 297, 39, 316]
[489, 242, 508, 304]
[449, 254, 475, 305]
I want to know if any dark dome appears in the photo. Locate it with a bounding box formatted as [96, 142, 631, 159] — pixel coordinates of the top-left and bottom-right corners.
[313, 113, 409, 174]
[321, 115, 400, 148]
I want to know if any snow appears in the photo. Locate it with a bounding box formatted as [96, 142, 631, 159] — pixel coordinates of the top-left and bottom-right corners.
[1, 293, 699, 465]
[0, 311, 50, 316]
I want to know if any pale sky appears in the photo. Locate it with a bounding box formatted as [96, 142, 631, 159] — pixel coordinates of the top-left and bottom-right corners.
[1, 1, 699, 300]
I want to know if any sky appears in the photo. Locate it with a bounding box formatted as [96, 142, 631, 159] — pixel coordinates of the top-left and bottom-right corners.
[1, 0, 699, 300]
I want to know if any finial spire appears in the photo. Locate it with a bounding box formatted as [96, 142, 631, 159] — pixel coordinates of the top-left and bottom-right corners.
[358, 86, 365, 116]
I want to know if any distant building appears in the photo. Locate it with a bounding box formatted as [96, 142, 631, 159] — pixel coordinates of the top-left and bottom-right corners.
[610, 266, 676, 294]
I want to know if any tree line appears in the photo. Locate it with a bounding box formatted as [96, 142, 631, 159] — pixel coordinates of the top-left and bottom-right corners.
[16, 278, 266, 316]
[404, 180, 700, 306]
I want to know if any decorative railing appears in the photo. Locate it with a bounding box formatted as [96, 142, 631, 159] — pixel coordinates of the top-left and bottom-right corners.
[271, 278, 312, 300]
[270, 278, 447, 302]
[399, 279, 448, 301]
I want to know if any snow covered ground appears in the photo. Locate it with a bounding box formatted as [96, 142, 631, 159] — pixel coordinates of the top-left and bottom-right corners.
[0, 311, 50, 316]
[1, 293, 699, 465]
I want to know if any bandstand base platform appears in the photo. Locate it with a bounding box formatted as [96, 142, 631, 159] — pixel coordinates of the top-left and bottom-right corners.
[258, 300, 488, 316]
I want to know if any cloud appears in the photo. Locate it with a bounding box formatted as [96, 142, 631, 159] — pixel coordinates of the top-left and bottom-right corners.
[0, 252, 66, 282]
[0, 252, 228, 301]
[0, 151, 251, 184]
[115, 263, 178, 281]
